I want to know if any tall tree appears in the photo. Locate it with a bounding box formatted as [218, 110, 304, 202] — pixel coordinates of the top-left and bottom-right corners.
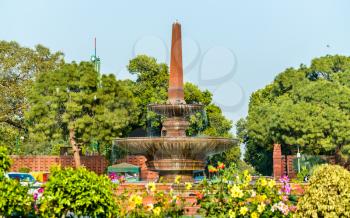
[0, 41, 63, 153]
[26, 62, 138, 163]
[241, 55, 350, 175]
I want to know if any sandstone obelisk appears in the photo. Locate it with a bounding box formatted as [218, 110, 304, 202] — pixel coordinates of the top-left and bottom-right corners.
[168, 21, 185, 104]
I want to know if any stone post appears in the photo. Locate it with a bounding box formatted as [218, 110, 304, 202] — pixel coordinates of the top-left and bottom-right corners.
[273, 143, 282, 179]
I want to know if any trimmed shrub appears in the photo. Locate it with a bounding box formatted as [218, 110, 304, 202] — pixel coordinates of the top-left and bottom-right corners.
[0, 146, 11, 175]
[0, 146, 33, 216]
[39, 167, 119, 217]
[296, 164, 350, 217]
[0, 178, 33, 216]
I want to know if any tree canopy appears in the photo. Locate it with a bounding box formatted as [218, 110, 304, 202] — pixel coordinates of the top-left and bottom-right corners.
[240, 55, 350, 175]
[26, 62, 138, 155]
[0, 41, 63, 153]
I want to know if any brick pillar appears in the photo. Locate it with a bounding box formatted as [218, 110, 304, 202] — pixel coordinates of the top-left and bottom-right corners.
[273, 143, 282, 179]
[168, 21, 185, 104]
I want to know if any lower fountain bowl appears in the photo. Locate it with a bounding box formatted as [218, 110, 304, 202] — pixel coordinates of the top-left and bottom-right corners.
[114, 136, 238, 160]
[114, 136, 238, 182]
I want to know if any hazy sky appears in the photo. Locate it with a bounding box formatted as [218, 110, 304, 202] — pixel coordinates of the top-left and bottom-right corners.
[1, 0, 349, 130]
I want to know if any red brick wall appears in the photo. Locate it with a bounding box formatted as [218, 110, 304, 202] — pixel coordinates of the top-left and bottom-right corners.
[10, 155, 109, 175]
[116, 155, 158, 181]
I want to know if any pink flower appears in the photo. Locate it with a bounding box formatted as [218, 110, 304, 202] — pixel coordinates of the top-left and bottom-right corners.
[38, 187, 44, 193]
[281, 184, 291, 195]
[279, 175, 289, 184]
[282, 195, 288, 202]
[109, 172, 117, 180]
[33, 193, 38, 201]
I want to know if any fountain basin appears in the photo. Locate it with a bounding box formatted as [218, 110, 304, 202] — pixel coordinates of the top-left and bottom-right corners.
[114, 137, 238, 181]
[115, 137, 237, 160]
[148, 103, 203, 117]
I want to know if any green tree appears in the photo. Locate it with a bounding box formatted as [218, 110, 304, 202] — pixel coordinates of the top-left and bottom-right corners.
[242, 55, 350, 175]
[0, 41, 63, 153]
[26, 62, 138, 159]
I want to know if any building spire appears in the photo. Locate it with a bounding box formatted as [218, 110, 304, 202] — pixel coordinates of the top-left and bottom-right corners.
[168, 21, 185, 104]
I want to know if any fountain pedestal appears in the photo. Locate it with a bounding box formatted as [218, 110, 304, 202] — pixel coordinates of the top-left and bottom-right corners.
[162, 117, 189, 137]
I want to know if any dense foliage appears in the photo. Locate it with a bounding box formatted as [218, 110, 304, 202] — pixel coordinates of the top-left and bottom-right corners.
[39, 167, 119, 217]
[0, 146, 11, 175]
[26, 62, 138, 155]
[296, 164, 350, 217]
[0, 146, 33, 216]
[0, 177, 33, 216]
[239, 55, 350, 175]
[0, 41, 63, 153]
[198, 164, 295, 217]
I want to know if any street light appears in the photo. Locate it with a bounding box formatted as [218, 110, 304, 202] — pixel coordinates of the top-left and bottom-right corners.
[297, 145, 301, 173]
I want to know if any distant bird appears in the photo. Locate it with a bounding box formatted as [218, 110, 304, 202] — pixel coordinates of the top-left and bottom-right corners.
[326, 44, 330, 48]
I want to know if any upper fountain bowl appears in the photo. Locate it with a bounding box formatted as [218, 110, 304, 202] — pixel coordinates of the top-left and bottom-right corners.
[148, 103, 203, 117]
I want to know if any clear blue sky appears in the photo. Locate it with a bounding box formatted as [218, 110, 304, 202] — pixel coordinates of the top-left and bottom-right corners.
[1, 0, 349, 130]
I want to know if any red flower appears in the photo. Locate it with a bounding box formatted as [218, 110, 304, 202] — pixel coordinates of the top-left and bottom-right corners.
[195, 192, 204, 200]
[217, 162, 225, 170]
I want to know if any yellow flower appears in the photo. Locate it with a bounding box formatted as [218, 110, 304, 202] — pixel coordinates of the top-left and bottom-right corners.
[267, 179, 276, 188]
[153, 206, 161, 216]
[229, 185, 244, 198]
[185, 182, 192, 190]
[257, 203, 265, 213]
[228, 209, 236, 218]
[129, 194, 143, 206]
[146, 182, 156, 192]
[240, 206, 248, 215]
[174, 175, 181, 184]
[260, 178, 267, 187]
[251, 212, 259, 218]
[169, 188, 174, 197]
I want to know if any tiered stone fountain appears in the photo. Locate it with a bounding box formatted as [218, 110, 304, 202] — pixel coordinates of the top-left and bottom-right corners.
[115, 21, 237, 182]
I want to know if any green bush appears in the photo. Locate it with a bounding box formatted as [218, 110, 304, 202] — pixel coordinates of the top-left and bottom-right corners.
[0, 147, 33, 216]
[39, 167, 119, 217]
[0, 178, 33, 216]
[296, 164, 350, 217]
[0, 146, 12, 176]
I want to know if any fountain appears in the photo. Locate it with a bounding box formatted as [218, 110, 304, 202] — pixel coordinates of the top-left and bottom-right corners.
[115, 21, 238, 182]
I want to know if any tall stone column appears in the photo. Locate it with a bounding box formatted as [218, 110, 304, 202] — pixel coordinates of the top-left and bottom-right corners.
[273, 143, 282, 179]
[168, 21, 185, 104]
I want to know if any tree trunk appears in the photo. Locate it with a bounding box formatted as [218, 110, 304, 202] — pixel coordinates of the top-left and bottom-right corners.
[69, 128, 81, 168]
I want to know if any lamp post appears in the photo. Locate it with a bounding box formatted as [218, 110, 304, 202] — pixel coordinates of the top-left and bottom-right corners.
[297, 145, 301, 173]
